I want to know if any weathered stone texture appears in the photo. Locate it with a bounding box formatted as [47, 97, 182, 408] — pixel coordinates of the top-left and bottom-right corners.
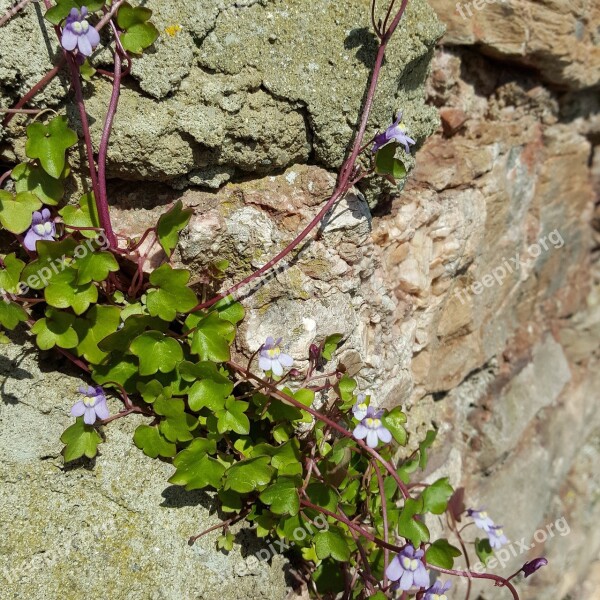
[1, 0, 600, 598]
[428, 0, 600, 91]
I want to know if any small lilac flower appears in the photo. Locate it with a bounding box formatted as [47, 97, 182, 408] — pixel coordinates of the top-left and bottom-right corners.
[521, 557, 548, 578]
[488, 525, 508, 549]
[61, 7, 100, 57]
[386, 544, 430, 591]
[353, 405, 392, 448]
[372, 111, 416, 154]
[424, 580, 451, 600]
[259, 336, 293, 376]
[24, 209, 56, 251]
[467, 508, 495, 533]
[71, 385, 109, 425]
[352, 393, 369, 420]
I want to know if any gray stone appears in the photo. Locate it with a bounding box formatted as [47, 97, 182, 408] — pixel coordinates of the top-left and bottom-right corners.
[0, 338, 290, 600]
[0, 0, 443, 185]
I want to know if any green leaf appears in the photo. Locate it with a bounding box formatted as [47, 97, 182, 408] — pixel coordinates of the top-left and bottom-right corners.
[75, 251, 119, 284]
[259, 478, 300, 516]
[98, 315, 166, 352]
[156, 200, 192, 257]
[79, 59, 96, 81]
[92, 354, 139, 392]
[20, 238, 79, 288]
[44, 268, 98, 315]
[136, 380, 165, 404]
[475, 538, 494, 566]
[213, 296, 245, 325]
[117, 3, 159, 54]
[218, 489, 243, 513]
[25, 116, 77, 179]
[0, 301, 28, 330]
[31, 308, 78, 350]
[306, 482, 338, 513]
[216, 397, 250, 435]
[374, 142, 407, 183]
[0, 253, 25, 295]
[224, 456, 274, 494]
[12, 162, 65, 206]
[419, 430, 437, 469]
[61, 417, 102, 462]
[322, 333, 343, 361]
[169, 438, 224, 490]
[0, 190, 42, 234]
[425, 539, 462, 569]
[337, 376, 356, 407]
[217, 532, 235, 552]
[398, 457, 419, 484]
[421, 478, 454, 515]
[45, 0, 105, 25]
[133, 424, 176, 458]
[398, 497, 430, 548]
[314, 559, 345, 594]
[382, 407, 408, 446]
[187, 311, 234, 362]
[59, 193, 101, 239]
[154, 394, 197, 442]
[187, 364, 233, 411]
[146, 264, 197, 322]
[314, 527, 351, 562]
[270, 439, 302, 476]
[74, 305, 121, 364]
[130, 331, 183, 376]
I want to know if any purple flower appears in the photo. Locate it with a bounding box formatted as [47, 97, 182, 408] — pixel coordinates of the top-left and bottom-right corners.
[259, 336, 293, 376]
[488, 525, 508, 549]
[352, 393, 369, 420]
[424, 580, 451, 600]
[372, 111, 416, 154]
[386, 544, 430, 591]
[467, 508, 495, 533]
[61, 7, 100, 57]
[71, 385, 109, 425]
[521, 557, 548, 578]
[353, 405, 392, 448]
[24, 209, 56, 251]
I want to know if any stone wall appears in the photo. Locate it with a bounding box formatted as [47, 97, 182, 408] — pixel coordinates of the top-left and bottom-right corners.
[1, 0, 599, 598]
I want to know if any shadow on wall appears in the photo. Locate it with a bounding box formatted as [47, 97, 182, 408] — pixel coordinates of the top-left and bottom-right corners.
[0, 351, 33, 405]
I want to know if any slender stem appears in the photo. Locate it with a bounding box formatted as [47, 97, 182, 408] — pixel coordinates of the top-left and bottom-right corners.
[301, 499, 402, 553]
[0, 0, 31, 28]
[188, 510, 250, 545]
[373, 462, 390, 586]
[191, 0, 411, 313]
[228, 360, 410, 499]
[0, 169, 12, 188]
[0, 108, 42, 114]
[428, 566, 520, 600]
[2, 63, 63, 127]
[95, 23, 123, 250]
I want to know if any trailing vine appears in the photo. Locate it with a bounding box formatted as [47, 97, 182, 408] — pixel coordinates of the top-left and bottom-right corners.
[0, 0, 546, 598]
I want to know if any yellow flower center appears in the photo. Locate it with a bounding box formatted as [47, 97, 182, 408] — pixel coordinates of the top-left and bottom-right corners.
[479, 511, 488, 519]
[358, 402, 367, 412]
[495, 528, 503, 536]
[83, 396, 96, 407]
[401, 556, 411, 569]
[266, 347, 280, 359]
[72, 21, 82, 34]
